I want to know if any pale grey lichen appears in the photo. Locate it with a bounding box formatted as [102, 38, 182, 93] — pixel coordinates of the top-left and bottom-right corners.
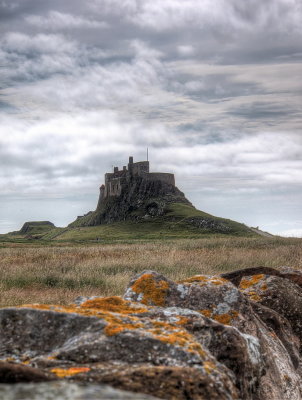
[137, 293, 144, 302]
[176, 284, 189, 299]
[162, 307, 201, 317]
[124, 287, 135, 301]
[223, 288, 239, 305]
[216, 302, 231, 315]
[241, 333, 261, 365]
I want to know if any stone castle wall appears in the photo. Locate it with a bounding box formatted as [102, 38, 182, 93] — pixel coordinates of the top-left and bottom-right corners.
[144, 172, 175, 186]
[100, 157, 175, 200]
[131, 161, 149, 176]
[105, 179, 123, 198]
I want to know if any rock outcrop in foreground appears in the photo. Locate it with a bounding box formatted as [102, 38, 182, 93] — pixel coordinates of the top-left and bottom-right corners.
[1, 266, 302, 400]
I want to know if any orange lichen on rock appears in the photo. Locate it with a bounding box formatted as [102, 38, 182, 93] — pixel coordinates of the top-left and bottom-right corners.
[247, 292, 261, 302]
[175, 316, 189, 326]
[200, 309, 239, 326]
[19, 299, 199, 345]
[51, 367, 90, 378]
[179, 275, 228, 286]
[210, 277, 229, 285]
[47, 355, 57, 360]
[19, 301, 146, 338]
[179, 275, 208, 284]
[200, 309, 212, 318]
[104, 318, 144, 336]
[18, 297, 205, 359]
[230, 310, 239, 318]
[80, 296, 148, 315]
[20, 296, 147, 318]
[148, 321, 206, 358]
[203, 361, 216, 374]
[213, 313, 232, 325]
[187, 343, 206, 357]
[103, 325, 125, 336]
[131, 274, 170, 306]
[239, 274, 265, 289]
[156, 331, 189, 347]
[239, 275, 267, 302]
[261, 284, 268, 291]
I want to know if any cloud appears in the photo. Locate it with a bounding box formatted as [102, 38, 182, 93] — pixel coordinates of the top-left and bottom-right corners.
[177, 45, 195, 57]
[0, 110, 172, 194]
[2, 31, 76, 54]
[25, 11, 108, 30]
[89, 0, 302, 45]
[0, 31, 112, 88]
[279, 229, 302, 238]
[2, 29, 300, 139]
[1, 106, 301, 198]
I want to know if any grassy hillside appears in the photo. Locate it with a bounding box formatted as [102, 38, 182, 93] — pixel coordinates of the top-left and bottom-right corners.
[3, 221, 56, 241]
[40, 202, 254, 242]
[1, 203, 257, 243]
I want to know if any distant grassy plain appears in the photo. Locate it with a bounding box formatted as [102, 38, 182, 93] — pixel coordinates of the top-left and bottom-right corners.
[1, 236, 302, 307]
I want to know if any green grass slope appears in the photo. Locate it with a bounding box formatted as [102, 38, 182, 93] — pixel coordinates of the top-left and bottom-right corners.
[19, 221, 56, 236]
[1, 221, 57, 242]
[42, 202, 255, 242]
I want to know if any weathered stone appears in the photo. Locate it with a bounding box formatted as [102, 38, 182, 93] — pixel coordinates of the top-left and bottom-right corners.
[238, 272, 302, 350]
[0, 361, 54, 383]
[251, 301, 300, 369]
[124, 270, 259, 334]
[96, 365, 238, 400]
[0, 298, 239, 400]
[222, 266, 302, 288]
[125, 270, 302, 399]
[0, 381, 160, 400]
[1, 269, 302, 400]
[185, 217, 232, 233]
[139, 307, 261, 399]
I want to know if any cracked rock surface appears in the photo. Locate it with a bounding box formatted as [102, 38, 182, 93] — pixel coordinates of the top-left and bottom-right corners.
[1, 266, 302, 399]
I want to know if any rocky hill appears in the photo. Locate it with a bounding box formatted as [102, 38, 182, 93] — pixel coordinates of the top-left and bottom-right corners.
[3, 158, 264, 240]
[19, 221, 55, 235]
[1, 265, 301, 399]
[7, 221, 56, 240]
[70, 175, 192, 227]
[66, 157, 256, 238]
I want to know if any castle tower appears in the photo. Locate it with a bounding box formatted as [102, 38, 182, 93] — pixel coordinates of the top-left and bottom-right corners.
[128, 156, 134, 176]
[97, 184, 105, 209]
[100, 156, 175, 202]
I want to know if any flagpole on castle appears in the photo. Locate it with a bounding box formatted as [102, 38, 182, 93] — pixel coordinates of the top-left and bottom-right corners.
[147, 147, 148, 161]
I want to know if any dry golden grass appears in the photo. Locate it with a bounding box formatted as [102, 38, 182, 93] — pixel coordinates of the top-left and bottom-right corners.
[1, 236, 302, 307]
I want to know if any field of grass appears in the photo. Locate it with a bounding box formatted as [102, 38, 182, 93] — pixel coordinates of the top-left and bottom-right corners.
[0, 236, 302, 307]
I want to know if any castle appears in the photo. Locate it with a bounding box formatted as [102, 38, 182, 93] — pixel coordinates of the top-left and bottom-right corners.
[98, 156, 175, 202]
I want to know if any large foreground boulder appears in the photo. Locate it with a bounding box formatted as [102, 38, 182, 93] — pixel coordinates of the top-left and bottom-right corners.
[0, 267, 302, 399]
[125, 270, 302, 399]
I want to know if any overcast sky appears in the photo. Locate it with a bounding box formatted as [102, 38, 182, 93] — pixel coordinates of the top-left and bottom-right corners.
[0, 0, 301, 236]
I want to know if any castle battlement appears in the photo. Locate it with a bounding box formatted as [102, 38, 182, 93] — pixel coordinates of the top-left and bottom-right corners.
[100, 156, 175, 200]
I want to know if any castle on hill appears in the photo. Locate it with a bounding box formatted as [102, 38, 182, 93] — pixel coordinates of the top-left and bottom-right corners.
[99, 156, 175, 202]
